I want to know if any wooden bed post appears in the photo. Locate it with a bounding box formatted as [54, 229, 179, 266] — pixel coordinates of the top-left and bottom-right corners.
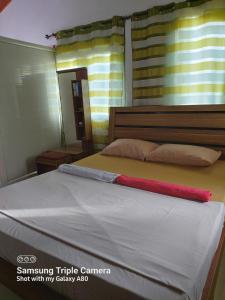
[108, 107, 116, 143]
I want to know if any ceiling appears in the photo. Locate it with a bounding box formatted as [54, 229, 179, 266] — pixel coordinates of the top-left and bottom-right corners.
[0, 0, 170, 46]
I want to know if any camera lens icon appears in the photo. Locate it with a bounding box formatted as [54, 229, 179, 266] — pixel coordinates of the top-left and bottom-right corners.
[30, 256, 36, 263]
[17, 256, 24, 263]
[17, 255, 37, 264]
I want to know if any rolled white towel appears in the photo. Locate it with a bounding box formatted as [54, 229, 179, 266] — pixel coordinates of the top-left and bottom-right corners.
[58, 164, 119, 183]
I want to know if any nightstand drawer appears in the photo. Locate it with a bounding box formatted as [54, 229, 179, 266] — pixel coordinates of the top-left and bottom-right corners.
[36, 146, 92, 175]
[36, 153, 72, 175]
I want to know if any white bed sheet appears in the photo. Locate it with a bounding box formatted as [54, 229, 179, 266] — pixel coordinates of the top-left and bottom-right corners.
[0, 170, 224, 300]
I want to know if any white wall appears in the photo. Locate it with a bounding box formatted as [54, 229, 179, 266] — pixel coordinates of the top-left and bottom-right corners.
[0, 37, 61, 184]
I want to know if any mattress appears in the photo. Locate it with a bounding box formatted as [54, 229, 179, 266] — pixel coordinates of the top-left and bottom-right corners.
[0, 156, 224, 300]
[76, 153, 225, 203]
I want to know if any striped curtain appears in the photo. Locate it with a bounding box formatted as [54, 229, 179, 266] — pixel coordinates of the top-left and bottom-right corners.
[56, 17, 125, 149]
[132, 0, 225, 106]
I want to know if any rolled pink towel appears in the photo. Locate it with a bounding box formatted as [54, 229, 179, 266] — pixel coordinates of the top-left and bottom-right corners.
[115, 175, 212, 202]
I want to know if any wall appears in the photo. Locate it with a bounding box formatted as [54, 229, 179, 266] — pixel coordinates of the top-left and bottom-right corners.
[0, 37, 61, 185]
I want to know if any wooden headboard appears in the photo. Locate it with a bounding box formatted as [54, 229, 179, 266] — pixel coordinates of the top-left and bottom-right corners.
[108, 105, 225, 159]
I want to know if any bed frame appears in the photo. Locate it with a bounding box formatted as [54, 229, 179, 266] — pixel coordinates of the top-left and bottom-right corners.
[109, 104, 225, 300]
[109, 104, 225, 159]
[1, 104, 225, 300]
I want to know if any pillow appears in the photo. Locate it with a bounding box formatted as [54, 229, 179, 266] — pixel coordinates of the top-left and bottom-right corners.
[147, 143, 221, 167]
[115, 175, 212, 202]
[101, 139, 159, 161]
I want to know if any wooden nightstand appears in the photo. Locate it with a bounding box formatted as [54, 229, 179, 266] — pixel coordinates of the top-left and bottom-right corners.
[36, 143, 92, 175]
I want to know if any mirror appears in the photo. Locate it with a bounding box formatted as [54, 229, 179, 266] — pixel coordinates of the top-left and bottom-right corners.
[57, 68, 93, 152]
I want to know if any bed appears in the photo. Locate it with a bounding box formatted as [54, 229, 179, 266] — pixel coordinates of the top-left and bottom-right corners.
[0, 104, 225, 300]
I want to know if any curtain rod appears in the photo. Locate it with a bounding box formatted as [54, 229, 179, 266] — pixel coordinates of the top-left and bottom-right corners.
[45, 15, 131, 40]
[45, 33, 57, 40]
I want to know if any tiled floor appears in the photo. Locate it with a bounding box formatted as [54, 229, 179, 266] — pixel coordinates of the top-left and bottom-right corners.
[0, 247, 224, 300]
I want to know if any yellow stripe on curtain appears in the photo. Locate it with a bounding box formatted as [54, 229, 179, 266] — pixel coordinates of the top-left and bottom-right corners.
[134, 86, 163, 99]
[56, 53, 123, 70]
[164, 84, 225, 94]
[56, 16, 125, 149]
[56, 35, 124, 54]
[131, 0, 225, 106]
[166, 62, 225, 74]
[167, 38, 225, 53]
[91, 107, 109, 113]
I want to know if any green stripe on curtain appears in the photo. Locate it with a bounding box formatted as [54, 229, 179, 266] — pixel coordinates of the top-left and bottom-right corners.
[165, 84, 225, 94]
[56, 16, 125, 149]
[56, 17, 125, 39]
[133, 46, 166, 61]
[132, 23, 169, 41]
[131, 0, 225, 106]
[133, 66, 165, 80]
[132, 0, 212, 21]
